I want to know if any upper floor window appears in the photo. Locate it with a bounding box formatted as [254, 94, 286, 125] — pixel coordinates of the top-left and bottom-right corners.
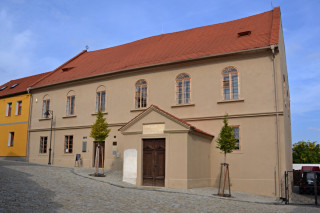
[42, 99, 50, 118]
[8, 132, 14, 147]
[6, 102, 12, 116]
[66, 96, 75, 115]
[96, 86, 106, 112]
[222, 67, 239, 100]
[135, 80, 147, 108]
[176, 73, 191, 105]
[66, 91, 75, 116]
[233, 126, 240, 150]
[16, 101, 22, 115]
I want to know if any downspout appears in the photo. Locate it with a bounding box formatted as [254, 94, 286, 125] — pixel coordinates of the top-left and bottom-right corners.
[271, 45, 281, 198]
[26, 87, 33, 162]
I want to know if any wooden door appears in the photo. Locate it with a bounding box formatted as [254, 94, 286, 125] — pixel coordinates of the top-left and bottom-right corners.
[143, 139, 165, 187]
[93, 142, 105, 168]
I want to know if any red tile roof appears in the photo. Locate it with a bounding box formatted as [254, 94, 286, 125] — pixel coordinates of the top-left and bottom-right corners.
[0, 72, 52, 98]
[33, 7, 281, 88]
[119, 105, 214, 138]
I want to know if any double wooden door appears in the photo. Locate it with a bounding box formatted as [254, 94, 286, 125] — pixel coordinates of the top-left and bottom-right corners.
[143, 139, 165, 187]
[93, 142, 105, 168]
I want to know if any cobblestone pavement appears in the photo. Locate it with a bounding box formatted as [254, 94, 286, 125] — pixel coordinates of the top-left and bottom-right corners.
[0, 160, 319, 213]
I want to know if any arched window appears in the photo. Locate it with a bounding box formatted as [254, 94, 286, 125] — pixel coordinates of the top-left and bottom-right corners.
[222, 67, 239, 100]
[66, 90, 75, 115]
[42, 94, 50, 118]
[96, 86, 106, 112]
[135, 80, 147, 108]
[176, 73, 191, 104]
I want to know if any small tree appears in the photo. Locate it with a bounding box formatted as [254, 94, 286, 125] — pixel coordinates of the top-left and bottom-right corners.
[216, 114, 236, 163]
[216, 114, 236, 196]
[90, 110, 111, 176]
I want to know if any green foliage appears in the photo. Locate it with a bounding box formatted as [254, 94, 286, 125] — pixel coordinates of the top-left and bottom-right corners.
[90, 110, 111, 143]
[292, 141, 320, 163]
[216, 114, 236, 161]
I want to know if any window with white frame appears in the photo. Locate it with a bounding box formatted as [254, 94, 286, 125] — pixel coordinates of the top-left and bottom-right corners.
[176, 73, 191, 104]
[66, 96, 75, 115]
[16, 101, 22, 115]
[8, 132, 14, 147]
[6, 102, 12, 116]
[135, 80, 147, 108]
[42, 99, 50, 118]
[222, 67, 239, 100]
[96, 90, 106, 112]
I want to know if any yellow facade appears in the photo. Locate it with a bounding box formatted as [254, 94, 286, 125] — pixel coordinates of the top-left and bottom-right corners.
[0, 94, 30, 157]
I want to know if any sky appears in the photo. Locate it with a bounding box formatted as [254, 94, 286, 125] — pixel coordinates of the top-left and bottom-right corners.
[0, 0, 319, 144]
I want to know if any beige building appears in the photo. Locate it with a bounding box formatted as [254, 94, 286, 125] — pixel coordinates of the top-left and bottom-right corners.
[27, 7, 292, 197]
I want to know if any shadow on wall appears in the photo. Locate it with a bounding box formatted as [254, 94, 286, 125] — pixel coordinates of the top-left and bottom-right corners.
[0, 160, 63, 212]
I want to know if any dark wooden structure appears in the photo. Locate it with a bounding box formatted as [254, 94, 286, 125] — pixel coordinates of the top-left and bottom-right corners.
[143, 139, 165, 187]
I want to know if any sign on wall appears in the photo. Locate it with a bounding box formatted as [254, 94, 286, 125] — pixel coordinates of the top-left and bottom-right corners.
[143, 124, 165, 134]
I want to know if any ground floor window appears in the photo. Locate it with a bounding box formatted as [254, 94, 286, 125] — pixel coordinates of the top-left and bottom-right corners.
[82, 141, 87, 152]
[40, 136, 48, 153]
[8, 132, 14, 147]
[64, 135, 73, 153]
[233, 126, 240, 150]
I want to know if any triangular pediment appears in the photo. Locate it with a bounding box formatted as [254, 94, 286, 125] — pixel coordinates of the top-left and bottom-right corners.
[119, 105, 190, 134]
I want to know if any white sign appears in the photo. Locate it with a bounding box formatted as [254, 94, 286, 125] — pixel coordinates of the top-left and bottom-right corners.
[143, 124, 165, 134]
[123, 149, 137, 185]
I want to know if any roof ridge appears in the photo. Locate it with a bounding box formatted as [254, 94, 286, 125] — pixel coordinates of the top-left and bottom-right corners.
[89, 9, 275, 55]
[30, 50, 87, 88]
[269, 6, 281, 45]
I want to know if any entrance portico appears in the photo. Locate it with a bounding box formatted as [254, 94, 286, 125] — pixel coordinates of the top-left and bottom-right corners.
[119, 105, 214, 189]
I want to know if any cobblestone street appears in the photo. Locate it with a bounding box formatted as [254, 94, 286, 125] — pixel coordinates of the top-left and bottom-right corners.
[0, 160, 318, 213]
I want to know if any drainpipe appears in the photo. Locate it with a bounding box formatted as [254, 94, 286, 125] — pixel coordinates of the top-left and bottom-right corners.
[271, 45, 281, 198]
[26, 87, 32, 162]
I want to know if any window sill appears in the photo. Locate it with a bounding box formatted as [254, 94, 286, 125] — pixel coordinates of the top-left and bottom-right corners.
[91, 112, 108, 115]
[171, 103, 195, 108]
[62, 115, 77, 119]
[217, 99, 244, 104]
[231, 150, 243, 154]
[39, 118, 51, 121]
[130, 108, 147, 112]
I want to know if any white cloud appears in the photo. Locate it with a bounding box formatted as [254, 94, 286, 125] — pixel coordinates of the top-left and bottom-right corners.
[308, 127, 320, 133]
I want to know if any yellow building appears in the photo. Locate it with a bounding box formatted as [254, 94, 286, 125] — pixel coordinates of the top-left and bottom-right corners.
[0, 73, 49, 160]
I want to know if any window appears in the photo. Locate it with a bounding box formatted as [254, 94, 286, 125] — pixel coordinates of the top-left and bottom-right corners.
[6, 103, 12, 116]
[10, 83, 18, 88]
[222, 67, 239, 100]
[16, 101, 22, 115]
[64, 135, 73, 153]
[135, 80, 147, 108]
[233, 126, 240, 150]
[176, 73, 191, 104]
[96, 91, 106, 112]
[42, 99, 50, 118]
[39, 136, 48, 153]
[82, 141, 87, 152]
[0, 86, 7, 91]
[8, 132, 14, 147]
[66, 96, 75, 115]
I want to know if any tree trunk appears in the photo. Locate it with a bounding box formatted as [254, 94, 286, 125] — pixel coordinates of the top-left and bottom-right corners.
[101, 146, 104, 174]
[95, 145, 100, 175]
[224, 152, 227, 164]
